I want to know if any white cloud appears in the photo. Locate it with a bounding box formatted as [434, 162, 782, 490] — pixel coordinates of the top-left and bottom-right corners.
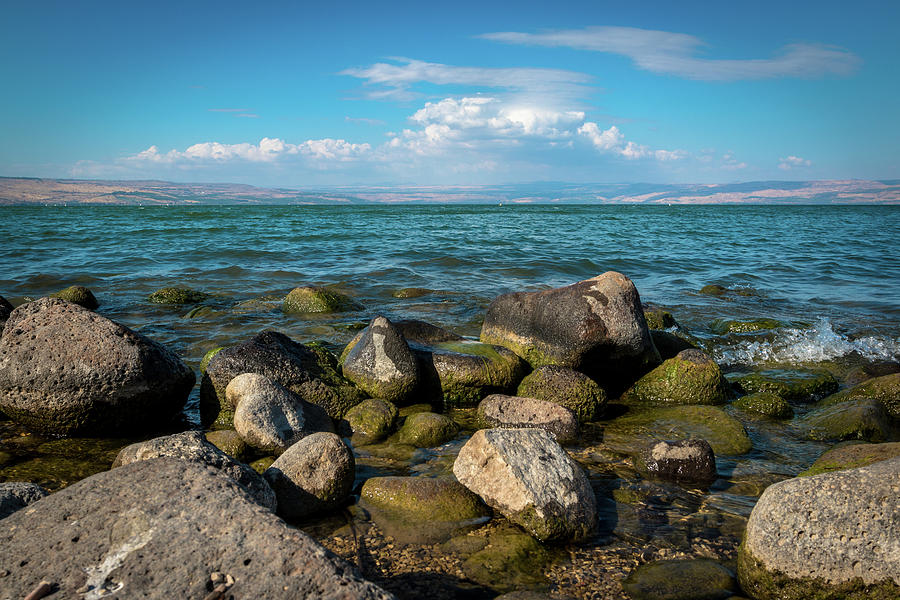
[481, 26, 860, 81]
[127, 137, 370, 166]
[577, 123, 685, 160]
[778, 155, 812, 170]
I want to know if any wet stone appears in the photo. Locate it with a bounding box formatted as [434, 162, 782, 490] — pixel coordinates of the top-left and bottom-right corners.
[397, 412, 459, 448]
[637, 439, 717, 484]
[623, 559, 737, 600]
[477, 394, 579, 444]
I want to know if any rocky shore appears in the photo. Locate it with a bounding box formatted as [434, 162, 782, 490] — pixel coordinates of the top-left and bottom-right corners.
[1, 273, 898, 599]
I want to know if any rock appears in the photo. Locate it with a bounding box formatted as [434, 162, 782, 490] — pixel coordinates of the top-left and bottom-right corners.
[738, 457, 900, 599]
[0, 482, 49, 520]
[731, 369, 839, 403]
[0, 459, 393, 599]
[391, 287, 433, 299]
[0, 295, 13, 335]
[623, 349, 729, 406]
[412, 339, 530, 409]
[698, 284, 728, 296]
[0, 298, 195, 436]
[397, 412, 459, 447]
[637, 439, 717, 484]
[250, 456, 275, 474]
[606, 405, 752, 456]
[147, 286, 210, 305]
[650, 330, 700, 360]
[201, 331, 363, 426]
[623, 559, 737, 600]
[844, 361, 900, 387]
[477, 394, 579, 444]
[204, 429, 252, 462]
[198, 346, 223, 373]
[799, 398, 896, 442]
[342, 316, 419, 404]
[799, 442, 900, 477]
[453, 428, 597, 543]
[395, 319, 465, 343]
[359, 476, 491, 544]
[821, 372, 900, 420]
[516, 365, 607, 422]
[49, 285, 99, 309]
[229, 373, 334, 455]
[282, 286, 362, 314]
[480, 272, 659, 389]
[642, 305, 678, 330]
[461, 528, 552, 591]
[733, 391, 794, 419]
[340, 398, 398, 445]
[710, 318, 784, 334]
[264, 432, 355, 520]
[112, 431, 276, 511]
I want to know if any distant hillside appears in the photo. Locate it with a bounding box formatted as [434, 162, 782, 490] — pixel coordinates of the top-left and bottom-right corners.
[1, 177, 898, 205]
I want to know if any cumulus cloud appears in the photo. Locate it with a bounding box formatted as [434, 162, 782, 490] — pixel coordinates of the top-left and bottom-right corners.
[778, 155, 812, 170]
[127, 137, 371, 166]
[481, 26, 860, 81]
[577, 123, 685, 160]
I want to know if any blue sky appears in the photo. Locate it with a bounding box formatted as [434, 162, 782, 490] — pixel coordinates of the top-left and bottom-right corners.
[1, 0, 898, 186]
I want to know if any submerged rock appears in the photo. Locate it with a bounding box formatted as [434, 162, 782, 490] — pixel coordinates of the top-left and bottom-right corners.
[698, 284, 728, 296]
[340, 398, 398, 445]
[50, 285, 99, 309]
[480, 272, 659, 388]
[607, 405, 752, 456]
[201, 331, 363, 426]
[0, 298, 195, 436]
[282, 286, 362, 314]
[397, 412, 459, 447]
[461, 528, 553, 591]
[264, 432, 355, 520]
[636, 439, 717, 484]
[798, 398, 896, 442]
[623, 349, 729, 407]
[228, 373, 334, 455]
[477, 394, 579, 444]
[799, 442, 900, 477]
[516, 365, 607, 422]
[0, 458, 393, 599]
[738, 457, 900, 599]
[710, 318, 784, 334]
[821, 372, 900, 420]
[112, 430, 276, 511]
[453, 428, 597, 543]
[623, 559, 737, 600]
[359, 476, 491, 544]
[642, 305, 678, 330]
[733, 391, 794, 419]
[732, 369, 839, 404]
[341, 316, 419, 404]
[147, 286, 210, 305]
[0, 482, 49, 520]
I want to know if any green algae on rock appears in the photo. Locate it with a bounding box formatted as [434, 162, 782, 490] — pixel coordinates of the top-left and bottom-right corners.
[340, 398, 399, 445]
[606, 405, 752, 456]
[391, 287, 433, 299]
[282, 286, 363, 314]
[642, 306, 678, 330]
[623, 559, 737, 600]
[623, 349, 729, 407]
[799, 442, 900, 477]
[733, 391, 793, 419]
[397, 412, 459, 447]
[731, 369, 838, 403]
[198, 346, 224, 373]
[359, 476, 491, 544]
[462, 528, 554, 592]
[49, 285, 98, 309]
[710, 318, 784, 335]
[204, 429, 252, 462]
[516, 365, 607, 422]
[819, 372, 900, 420]
[148, 286, 210, 305]
[798, 398, 896, 442]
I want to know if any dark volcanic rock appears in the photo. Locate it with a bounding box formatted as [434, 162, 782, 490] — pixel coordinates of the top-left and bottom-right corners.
[0, 458, 394, 599]
[342, 316, 420, 404]
[480, 271, 659, 390]
[637, 439, 717, 484]
[0, 482, 49, 520]
[0, 294, 13, 334]
[201, 331, 364, 426]
[0, 298, 195, 436]
[394, 320, 465, 344]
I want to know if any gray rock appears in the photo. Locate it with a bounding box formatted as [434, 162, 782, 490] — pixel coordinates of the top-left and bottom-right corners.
[264, 432, 355, 520]
[453, 428, 597, 543]
[477, 394, 579, 444]
[637, 439, 717, 483]
[516, 365, 607, 422]
[201, 330, 363, 427]
[739, 456, 900, 599]
[0, 458, 393, 599]
[0, 482, 49, 520]
[342, 316, 420, 404]
[480, 271, 660, 390]
[112, 430, 276, 511]
[229, 373, 334, 455]
[0, 297, 195, 436]
[397, 412, 459, 447]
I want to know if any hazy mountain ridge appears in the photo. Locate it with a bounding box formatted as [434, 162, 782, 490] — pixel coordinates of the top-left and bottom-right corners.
[1, 176, 897, 205]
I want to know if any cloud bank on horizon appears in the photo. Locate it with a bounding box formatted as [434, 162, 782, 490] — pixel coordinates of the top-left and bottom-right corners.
[2, 1, 895, 186]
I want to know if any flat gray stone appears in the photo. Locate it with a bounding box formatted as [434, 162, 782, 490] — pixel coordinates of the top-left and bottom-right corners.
[477, 394, 579, 444]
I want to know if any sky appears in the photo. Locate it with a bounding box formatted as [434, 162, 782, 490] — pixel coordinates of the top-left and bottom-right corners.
[1, 0, 898, 187]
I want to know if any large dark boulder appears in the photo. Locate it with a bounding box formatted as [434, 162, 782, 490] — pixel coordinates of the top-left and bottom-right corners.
[480, 272, 659, 389]
[0, 458, 394, 599]
[201, 331, 363, 426]
[0, 298, 195, 436]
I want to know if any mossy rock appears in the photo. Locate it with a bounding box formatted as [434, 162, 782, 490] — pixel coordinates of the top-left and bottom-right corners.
[623, 350, 729, 407]
[799, 442, 900, 477]
[204, 430, 252, 462]
[710, 318, 784, 335]
[391, 287, 433, 299]
[398, 403, 436, 417]
[198, 346, 224, 373]
[282, 286, 362, 314]
[397, 412, 459, 447]
[737, 542, 900, 600]
[698, 284, 728, 296]
[798, 398, 896, 443]
[820, 373, 900, 420]
[148, 286, 210, 305]
[643, 306, 678, 330]
[733, 392, 793, 419]
[516, 365, 607, 422]
[359, 476, 491, 544]
[249, 456, 275, 474]
[731, 369, 838, 404]
[606, 405, 752, 456]
[623, 559, 738, 600]
[49, 285, 98, 309]
[340, 398, 398, 445]
[462, 529, 553, 592]
[183, 305, 219, 319]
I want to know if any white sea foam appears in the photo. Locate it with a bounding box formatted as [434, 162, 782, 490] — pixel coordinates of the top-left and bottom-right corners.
[714, 318, 900, 366]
